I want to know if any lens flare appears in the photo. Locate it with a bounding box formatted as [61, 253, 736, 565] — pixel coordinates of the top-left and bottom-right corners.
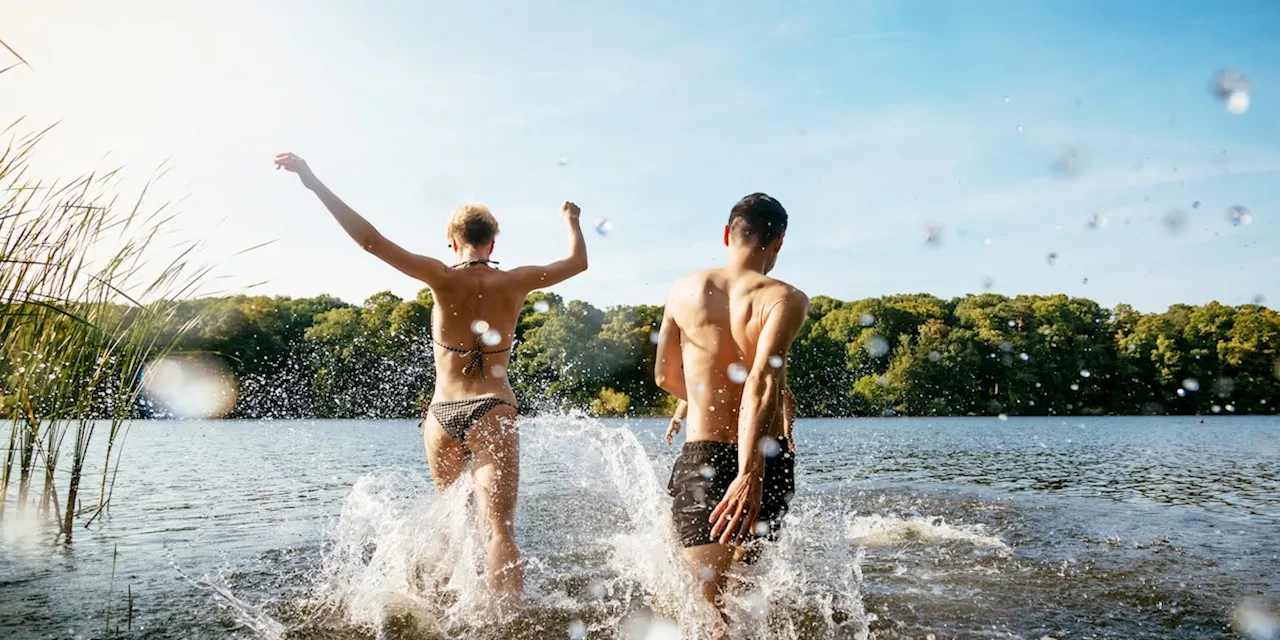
[140, 356, 237, 418]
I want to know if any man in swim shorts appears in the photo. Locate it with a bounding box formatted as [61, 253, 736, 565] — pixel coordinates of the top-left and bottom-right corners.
[275, 153, 588, 603]
[654, 192, 809, 615]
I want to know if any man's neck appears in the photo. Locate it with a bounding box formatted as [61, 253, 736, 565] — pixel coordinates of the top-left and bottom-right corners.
[725, 245, 771, 274]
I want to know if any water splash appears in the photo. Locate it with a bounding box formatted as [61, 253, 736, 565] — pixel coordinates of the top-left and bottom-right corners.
[595, 220, 613, 237]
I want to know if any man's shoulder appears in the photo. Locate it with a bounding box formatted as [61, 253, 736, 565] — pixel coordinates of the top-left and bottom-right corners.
[759, 276, 808, 307]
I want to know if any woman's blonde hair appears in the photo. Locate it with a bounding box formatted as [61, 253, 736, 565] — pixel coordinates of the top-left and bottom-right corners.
[446, 203, 500, 246]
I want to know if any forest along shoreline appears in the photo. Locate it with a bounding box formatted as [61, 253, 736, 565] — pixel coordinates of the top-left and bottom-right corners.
[5, 290, 1273, 422]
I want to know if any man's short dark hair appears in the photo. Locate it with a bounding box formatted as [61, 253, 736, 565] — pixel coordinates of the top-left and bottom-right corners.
[728, 193, 788, 247]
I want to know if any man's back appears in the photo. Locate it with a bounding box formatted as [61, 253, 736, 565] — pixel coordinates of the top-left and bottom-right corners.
[666, 266, 799, 443]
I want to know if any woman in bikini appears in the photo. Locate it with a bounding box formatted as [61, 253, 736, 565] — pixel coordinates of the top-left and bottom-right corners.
[274, 153, 588, 602]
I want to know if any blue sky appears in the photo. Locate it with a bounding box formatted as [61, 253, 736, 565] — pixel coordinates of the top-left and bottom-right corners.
[6, 0, 1279, 311]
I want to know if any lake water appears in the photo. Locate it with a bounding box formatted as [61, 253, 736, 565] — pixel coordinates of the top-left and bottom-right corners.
[1, 416, 1278, 639]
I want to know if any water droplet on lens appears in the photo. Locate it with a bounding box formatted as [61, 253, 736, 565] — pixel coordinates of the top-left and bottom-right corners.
[922, 224, 943, 245]
[568, 619, 587, 639]
[982, 276, 994, 289]
[1164, 209, 1187, 234]
[1070, 383, 1080, 391]
[482, 329, 502, 346]
[928, 350, 942, 362]
[1007, 320, 1016, 328]
[588, 582, 607, 600]
[1082, 277, 1089, 285]
[1192, 200, 1201, 209]
[859, 312, 876, 327]
[1003, 95, 1010, 103]
[533, 300, 551, 313]
[1252, 294, 1265, 305]
[1226, 205, 1252, 226]
[1209, 69, 1251, 114]
[1211, 404, 1222, 414]
[754, 521, 772, 536]
[983, 237, 992, 247]
[1086, 213, 1108, 229]
[1046, 252, 1058, 266]
[1177, 388, 1187, 397]
[1080, 370, 1091, 378]
[490, 365, 507, 378]
[865, 335, 890, 357]
[998, 413, 1008, 421]
[1020, 352, 1030, 361]
[698, 565, 717, 583]
[558, 156, 570, 166]
[649, 330, 660, 345]
[1016, 125, 1024, 133]
[760, 438, 782, 458]
[768, 355, 784, 369]
[1182, 378, 1200, 392]
[727, 362, 748, 383]
[595, 219, 613, 236]
[471, 320, 490, 334]
[1052, 148, 1082, 176]
[699, 464, 716, 479]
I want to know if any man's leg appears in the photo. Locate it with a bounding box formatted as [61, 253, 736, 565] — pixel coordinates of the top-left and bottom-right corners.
[423, 415, 468, 491]
[466, 407, 522, 601]
[683, 543, 737, 626]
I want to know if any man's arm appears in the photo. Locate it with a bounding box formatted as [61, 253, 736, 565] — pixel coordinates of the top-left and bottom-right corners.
[275, 153, 447, 286]
[709, 288, 809, 543]
[507, 202, 588, 292]
[654, 301, 686, 400]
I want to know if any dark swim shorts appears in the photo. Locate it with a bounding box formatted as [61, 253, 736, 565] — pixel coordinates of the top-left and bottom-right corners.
[667, 438, 795, 548]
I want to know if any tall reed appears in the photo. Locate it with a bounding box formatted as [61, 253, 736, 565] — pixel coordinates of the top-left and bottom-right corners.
[1, 44, 210, 540]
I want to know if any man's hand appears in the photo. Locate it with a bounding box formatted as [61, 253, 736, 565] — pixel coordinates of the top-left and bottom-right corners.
[561, 201, 581, 223]
[274, 152, 320, 190]
[664, 416, 682, 446]
[708, 472, 763, 544]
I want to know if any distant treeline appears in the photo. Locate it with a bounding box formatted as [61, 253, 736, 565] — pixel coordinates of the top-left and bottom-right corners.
[4, 290, 1277, 419]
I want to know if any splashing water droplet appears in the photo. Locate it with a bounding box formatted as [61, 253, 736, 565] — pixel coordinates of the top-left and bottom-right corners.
[1183, 378, 1200, 392]
[1020, 352, 1030, 361]
[1192, 200, 1201, 209]
[983, 238, 993, 247]
[1177, 388, 1187, 397]
[568, 619, 587, 639]
[471, 320, 490, 335]
[982, 276, 994, 290]
[1086, 213, 1108, 229]
[727, 363, 748, 384]
[697, 565, 717, 583]
[558, 156, 570, 167]
[588, 582, 607, 600]
[649, 330, 660, 345]
[1163, 209, 1187, 234]
[1003, 95, 1010, 103]
[998, 413, 1009, 421]
[928, 350, 942, 362]
[1007, 320, 1016, 328]
[533, 300, 551, 313]
[595, 219, 613, 236]
[1082, 277, 1090, 285]
[1046, 252, 1058, 266]
[1209, 69, 1251, 114]
[760, 438, 782, 458]
[1226, 205, 1253, 226]
[1252, 294, 1265, 305]
[865, 335, 890, 357]
[1016, 125, 1024, 133]
[768, 355, 784, 369]
[859, 312, 876, 327]
[1211, 404, 1222, 414]
[490, 365, 507, 378]
[1080, 370, 1091, 378]
[754, 521, 772, 536]
[922, 224, 943, 245]
[1070, 383, 1080, 391]
[699, 464, 716, 479]
[481, 329, 502, 347]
